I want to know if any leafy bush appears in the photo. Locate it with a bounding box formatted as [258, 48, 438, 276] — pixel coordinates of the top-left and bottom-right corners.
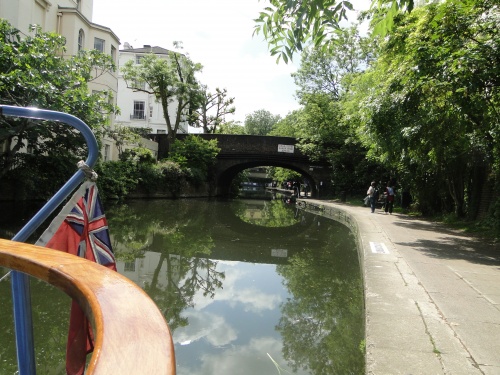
[120, 146, 156, 164]
[168, 135, 220, 186]
[0, 153, 76, 200]
[95, 160, 139, 201]
[157, 160, 188, 197]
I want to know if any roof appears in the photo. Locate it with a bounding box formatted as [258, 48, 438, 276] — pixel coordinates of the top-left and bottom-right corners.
[120, 45, 171, 55]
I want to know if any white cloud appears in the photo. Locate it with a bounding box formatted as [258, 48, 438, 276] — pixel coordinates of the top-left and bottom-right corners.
[93, 0, 372, 123]
[93, 0, 300, 123]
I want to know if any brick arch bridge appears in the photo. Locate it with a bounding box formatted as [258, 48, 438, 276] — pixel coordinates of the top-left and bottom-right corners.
[154, 134, 332, 197]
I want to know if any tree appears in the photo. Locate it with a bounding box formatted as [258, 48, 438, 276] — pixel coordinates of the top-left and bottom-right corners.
[267, 167, 302, 187]
[292, 26, 377, 101]
[270, 110, 303, 138]
[347, 0, 500, 217]
[121, 42, 203, 149]
[271, 24, 385, 196]
[253, 0, 417, 62]
[189, 86, 236, 133]
[216, 120, 246, 135]
[244, 109, 281, 135]
[0, 21, 116, 197]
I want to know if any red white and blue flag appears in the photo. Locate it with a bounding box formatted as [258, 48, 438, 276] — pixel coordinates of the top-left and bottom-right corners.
[36, 181, 116, 375]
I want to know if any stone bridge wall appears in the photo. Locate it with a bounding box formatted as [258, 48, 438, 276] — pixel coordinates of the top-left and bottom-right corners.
[154, 134, 302, 159]
[152, 134, 331, 197]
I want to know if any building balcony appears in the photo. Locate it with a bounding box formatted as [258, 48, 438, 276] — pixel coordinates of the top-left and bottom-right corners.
[130, 114, 146, 120]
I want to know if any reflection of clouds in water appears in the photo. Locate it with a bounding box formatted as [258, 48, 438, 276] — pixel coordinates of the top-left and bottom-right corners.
[232, 287, 282, 313]
[192, 262, 282, 313]
[177, 336, 308, 375]
[174, 310, 237, 347]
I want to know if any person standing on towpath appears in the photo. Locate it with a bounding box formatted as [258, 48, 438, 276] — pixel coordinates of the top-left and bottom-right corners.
[367, 181, 378, 213]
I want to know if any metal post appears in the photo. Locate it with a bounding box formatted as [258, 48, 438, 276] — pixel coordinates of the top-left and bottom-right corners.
[1, 105, 99, 375]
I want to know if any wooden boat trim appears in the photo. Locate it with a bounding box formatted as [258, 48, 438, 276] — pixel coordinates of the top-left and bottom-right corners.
[0, 238, 176, 374]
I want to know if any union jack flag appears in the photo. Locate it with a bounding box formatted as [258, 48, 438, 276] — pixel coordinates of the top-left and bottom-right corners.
[36, 181, 115, 269]
[36, 181, 116, 375]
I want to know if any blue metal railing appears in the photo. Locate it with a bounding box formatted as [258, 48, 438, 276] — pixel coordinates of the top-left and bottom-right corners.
[0, 105, 99, 375]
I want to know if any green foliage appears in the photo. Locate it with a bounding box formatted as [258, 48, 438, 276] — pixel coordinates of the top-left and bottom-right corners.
[96, 135, 220, 201]
[0, 153, 76, 200]
[253, 0, 414, 63]
[0, 21, 116, 178]
[156, 160, 189, 197]
[269, 23, 389, 197]
[270, 110, 303, 138]
[274, 92, 386, 196]
[168, 135, 220, 185]
[216, 121, 246, 134]
[268, 167, 302, 185]
[95, 156, 190, 200]
[244, 109, 281, 135]
[95, 160, 140, 201]
[347, 0, 500, 218]
[120, 146, 156, 164]
[292, 26, 376, 101]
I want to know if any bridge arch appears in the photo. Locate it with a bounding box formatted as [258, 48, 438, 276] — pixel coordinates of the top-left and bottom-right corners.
[217, 159, 317, 197]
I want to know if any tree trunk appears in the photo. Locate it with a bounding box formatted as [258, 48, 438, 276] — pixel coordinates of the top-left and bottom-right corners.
[446, 159, 466, 218]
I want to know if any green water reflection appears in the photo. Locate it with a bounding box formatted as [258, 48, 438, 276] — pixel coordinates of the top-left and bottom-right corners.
[0, 198, 364, 374]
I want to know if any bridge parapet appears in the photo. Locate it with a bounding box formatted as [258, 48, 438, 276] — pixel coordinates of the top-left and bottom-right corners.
[154, 133, 303, 159]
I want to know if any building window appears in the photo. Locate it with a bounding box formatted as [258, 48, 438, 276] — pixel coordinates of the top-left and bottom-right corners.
[132, 80, 146, 90]
[111, 45, 116, 62]
[94, 37, 105, 52]
[149, 105, 153, 118]
[78, 29, 84, 51]
[124, 262, 135, 272]
[132, 101, 145, 120]
[135, 55, 144, 64]
[157, 130, 167, 134]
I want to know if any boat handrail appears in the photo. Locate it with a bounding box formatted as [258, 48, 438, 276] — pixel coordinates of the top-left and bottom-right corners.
[0, 238, 176, 374]
[1, 104, 103, 374]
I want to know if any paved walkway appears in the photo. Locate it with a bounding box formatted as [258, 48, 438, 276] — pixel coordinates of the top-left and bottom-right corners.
[299, 199, 500, 375]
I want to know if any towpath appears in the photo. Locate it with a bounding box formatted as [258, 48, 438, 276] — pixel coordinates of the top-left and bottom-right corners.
[298, 199, 500, 375]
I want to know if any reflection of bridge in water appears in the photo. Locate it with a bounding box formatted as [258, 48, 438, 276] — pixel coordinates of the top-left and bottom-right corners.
[203, 201, 322, 264]
[116, 200, 328, 267]
[153, 134, 332, 197]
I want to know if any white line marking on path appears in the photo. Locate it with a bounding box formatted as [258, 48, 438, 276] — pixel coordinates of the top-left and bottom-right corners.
[370, 242, 390, 254]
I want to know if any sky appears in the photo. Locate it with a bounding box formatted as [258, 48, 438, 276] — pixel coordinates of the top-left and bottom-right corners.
[92, 0, 370, 124]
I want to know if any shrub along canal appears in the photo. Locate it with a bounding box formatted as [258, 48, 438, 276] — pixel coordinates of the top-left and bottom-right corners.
[0, 195, 364, 374]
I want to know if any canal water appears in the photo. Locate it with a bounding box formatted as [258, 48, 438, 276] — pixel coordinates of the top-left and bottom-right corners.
[0, 195, 364, 374]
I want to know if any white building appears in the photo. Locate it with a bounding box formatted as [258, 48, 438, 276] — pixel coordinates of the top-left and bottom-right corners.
[0, 0, 124, 161]
[116, 44, 189, 135]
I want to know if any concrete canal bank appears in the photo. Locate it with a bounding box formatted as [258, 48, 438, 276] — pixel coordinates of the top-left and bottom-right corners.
[297, 199, 500, 375]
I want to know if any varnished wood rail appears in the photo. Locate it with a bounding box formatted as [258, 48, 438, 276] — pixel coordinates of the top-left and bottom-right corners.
[0, 238, 176, 374]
